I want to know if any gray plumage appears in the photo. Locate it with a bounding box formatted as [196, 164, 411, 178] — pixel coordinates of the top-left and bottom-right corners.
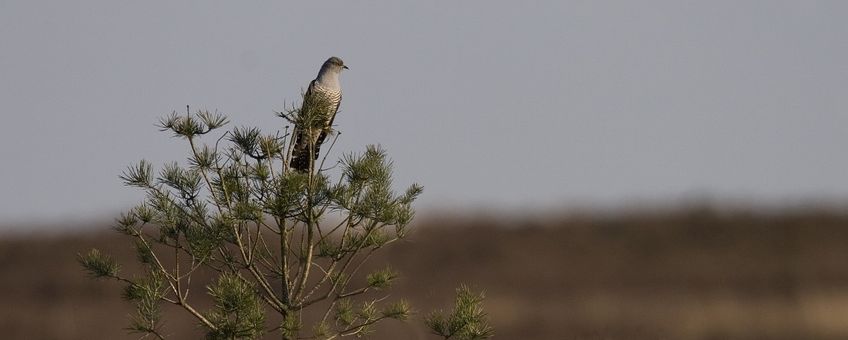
[290, 57, 348, 172]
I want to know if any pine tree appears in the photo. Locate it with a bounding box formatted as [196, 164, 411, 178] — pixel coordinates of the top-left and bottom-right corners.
[79, 94, 492, 339]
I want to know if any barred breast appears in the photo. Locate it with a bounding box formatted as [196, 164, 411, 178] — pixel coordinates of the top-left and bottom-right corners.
[312, 83, 342, 117]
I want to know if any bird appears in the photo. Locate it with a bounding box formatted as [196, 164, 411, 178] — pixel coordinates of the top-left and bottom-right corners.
[290, 56, 348, 172]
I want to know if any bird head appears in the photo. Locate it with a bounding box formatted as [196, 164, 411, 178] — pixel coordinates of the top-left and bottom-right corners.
[324, 56, 349, 72]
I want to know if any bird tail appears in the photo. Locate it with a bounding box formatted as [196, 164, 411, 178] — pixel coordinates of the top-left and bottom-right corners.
[289, 130, 328, 172]
[289, 130, 311, 172]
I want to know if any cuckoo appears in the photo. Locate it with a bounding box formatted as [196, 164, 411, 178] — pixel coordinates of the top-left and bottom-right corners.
[290, 56, 348, 172]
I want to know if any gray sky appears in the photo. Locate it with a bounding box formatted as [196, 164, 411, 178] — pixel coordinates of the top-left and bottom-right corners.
[1, 1, 847, 227]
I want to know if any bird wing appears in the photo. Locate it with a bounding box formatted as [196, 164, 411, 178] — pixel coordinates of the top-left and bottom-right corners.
[303, 79, 317, 107]
[289, 80, 317, 171]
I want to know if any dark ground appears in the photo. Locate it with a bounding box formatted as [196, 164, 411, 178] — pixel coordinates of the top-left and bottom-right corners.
[3, 207, 848, 339]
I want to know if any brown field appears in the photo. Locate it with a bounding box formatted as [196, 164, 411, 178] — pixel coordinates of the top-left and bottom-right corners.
[3, 207, 848, 339]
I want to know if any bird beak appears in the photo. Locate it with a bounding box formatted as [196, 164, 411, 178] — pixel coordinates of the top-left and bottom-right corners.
[343, 65, 349, 70]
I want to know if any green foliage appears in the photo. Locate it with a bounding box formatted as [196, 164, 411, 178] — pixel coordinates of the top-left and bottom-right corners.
[382, 300, 411, 320]
[425, 286, 494, 340]
[366, 267, 398, 290]
[332, 299, 388, 337]
[330, 146, 422, 238]
[312, 321, 330, 339]
[157, 109, 228, 139]
[81, 94, 490, 339]
[120, 159, 153, 188]
[125, 271, 167, 336]
[205, 273, 265, 339]
[281, 312, 302, 339]
[78, 249, 119, 278]
[133, 239, 155, 264]
[335, 299, 356, 327]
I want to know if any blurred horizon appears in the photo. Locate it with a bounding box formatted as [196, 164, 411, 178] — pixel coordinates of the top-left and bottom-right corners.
[5, 196, 848, 234]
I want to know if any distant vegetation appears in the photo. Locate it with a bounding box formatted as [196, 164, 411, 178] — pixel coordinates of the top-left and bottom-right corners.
[1, 207, 847, 338]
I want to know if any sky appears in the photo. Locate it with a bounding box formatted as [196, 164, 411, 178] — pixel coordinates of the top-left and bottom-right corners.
[1, 1, 847, 227]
